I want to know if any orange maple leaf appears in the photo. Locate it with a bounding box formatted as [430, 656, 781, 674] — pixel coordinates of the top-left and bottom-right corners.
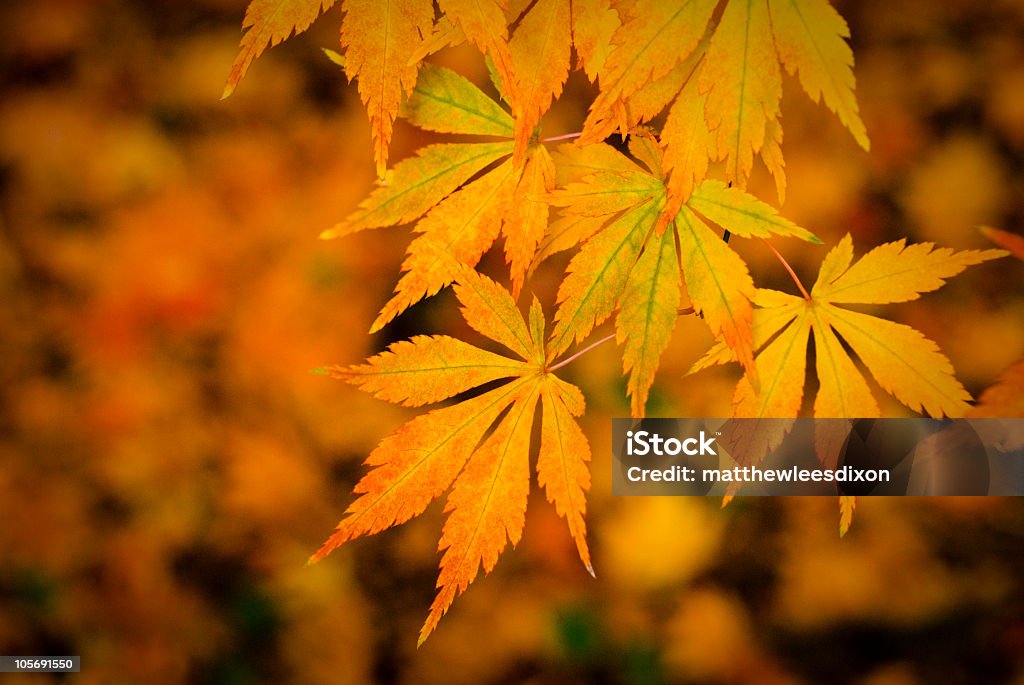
[225, 0, 433, 176]
[223, 0, 337, 99]
[311, 265, 592, 644]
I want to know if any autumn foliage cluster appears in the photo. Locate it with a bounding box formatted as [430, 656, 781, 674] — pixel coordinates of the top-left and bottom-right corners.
[217, 0, 1024, 641]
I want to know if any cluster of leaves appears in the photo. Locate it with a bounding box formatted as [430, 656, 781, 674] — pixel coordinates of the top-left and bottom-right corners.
[224, 0, 1008, 641]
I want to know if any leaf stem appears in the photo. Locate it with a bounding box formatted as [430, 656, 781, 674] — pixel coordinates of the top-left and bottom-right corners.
[547, 306, 697, 373]
[548, 333, 615, 372]
[765, 241, 811, 301]
[541, 132, 582, 143]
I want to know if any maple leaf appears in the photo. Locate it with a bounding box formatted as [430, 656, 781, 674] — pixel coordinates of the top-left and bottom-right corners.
[311, 266, 592, 644]
[224, 0, 435, 176]
[699, 0, 782, 190]
[509, 0, 572, 158]
[579, 0, 717, 145]
[980, 225, 1024, 262]
[340, 0, 434, 177]
[839, 494, 857, 536]
[970, 360, 1024, 431]
[692, 234, 1007, 421]
[570, 0, 619, 82]
[324, 63, 560, 330]
[503, 146, 557, 295]
[407, 0, 598, 162]
[971, 225, 1024, 439]
[437, 0, 521, 110]
[408, 0, 621, 146]
[660, 66, 714, 218]
[543, 142, 819, 416]
[698, 236, 1002, 530]
[576, 0, 868, 214]
[768, 0, 870, 151]
[223, 0, 337, 99]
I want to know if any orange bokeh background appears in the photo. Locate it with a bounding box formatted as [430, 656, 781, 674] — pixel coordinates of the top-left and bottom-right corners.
[1, 1, 1023, 683]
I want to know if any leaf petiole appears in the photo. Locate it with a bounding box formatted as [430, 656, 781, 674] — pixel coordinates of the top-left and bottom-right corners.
[764, 240, 812, 300]
[547, 333, 615, 372]
[548, 306, 697, 372]
[541, 132, 582, 143]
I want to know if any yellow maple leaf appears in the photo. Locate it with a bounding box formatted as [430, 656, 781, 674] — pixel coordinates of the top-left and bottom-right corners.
[694, 236, 1004, 530]
[311, 266, 592, 644]
[572, 0, 868, 214]
[768, 0, 870, 151]
[693, 234, 1007, 420]
[579, 0, 717, 144]
[225, 0, 434, 176]
[661, 70, 713, 217]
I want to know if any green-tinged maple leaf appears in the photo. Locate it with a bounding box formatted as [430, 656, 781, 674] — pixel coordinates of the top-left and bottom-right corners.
[542, 142, 819, 416]
[699, 0, 782, 190]
[531, 213, 610, 268]
[692, 234, 1007, 420]
[438, 0, 520, 109]
[411, 0, 613, 139]
[399, 61, 514, 137]
[322, 140, 514, 240]
[311, 267, 592, 644]
[326, 63, 561, 330]
[616, 225, 681, 416]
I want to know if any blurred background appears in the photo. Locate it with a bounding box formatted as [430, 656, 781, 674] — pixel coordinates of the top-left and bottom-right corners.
[1, 0, 1024, 683]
